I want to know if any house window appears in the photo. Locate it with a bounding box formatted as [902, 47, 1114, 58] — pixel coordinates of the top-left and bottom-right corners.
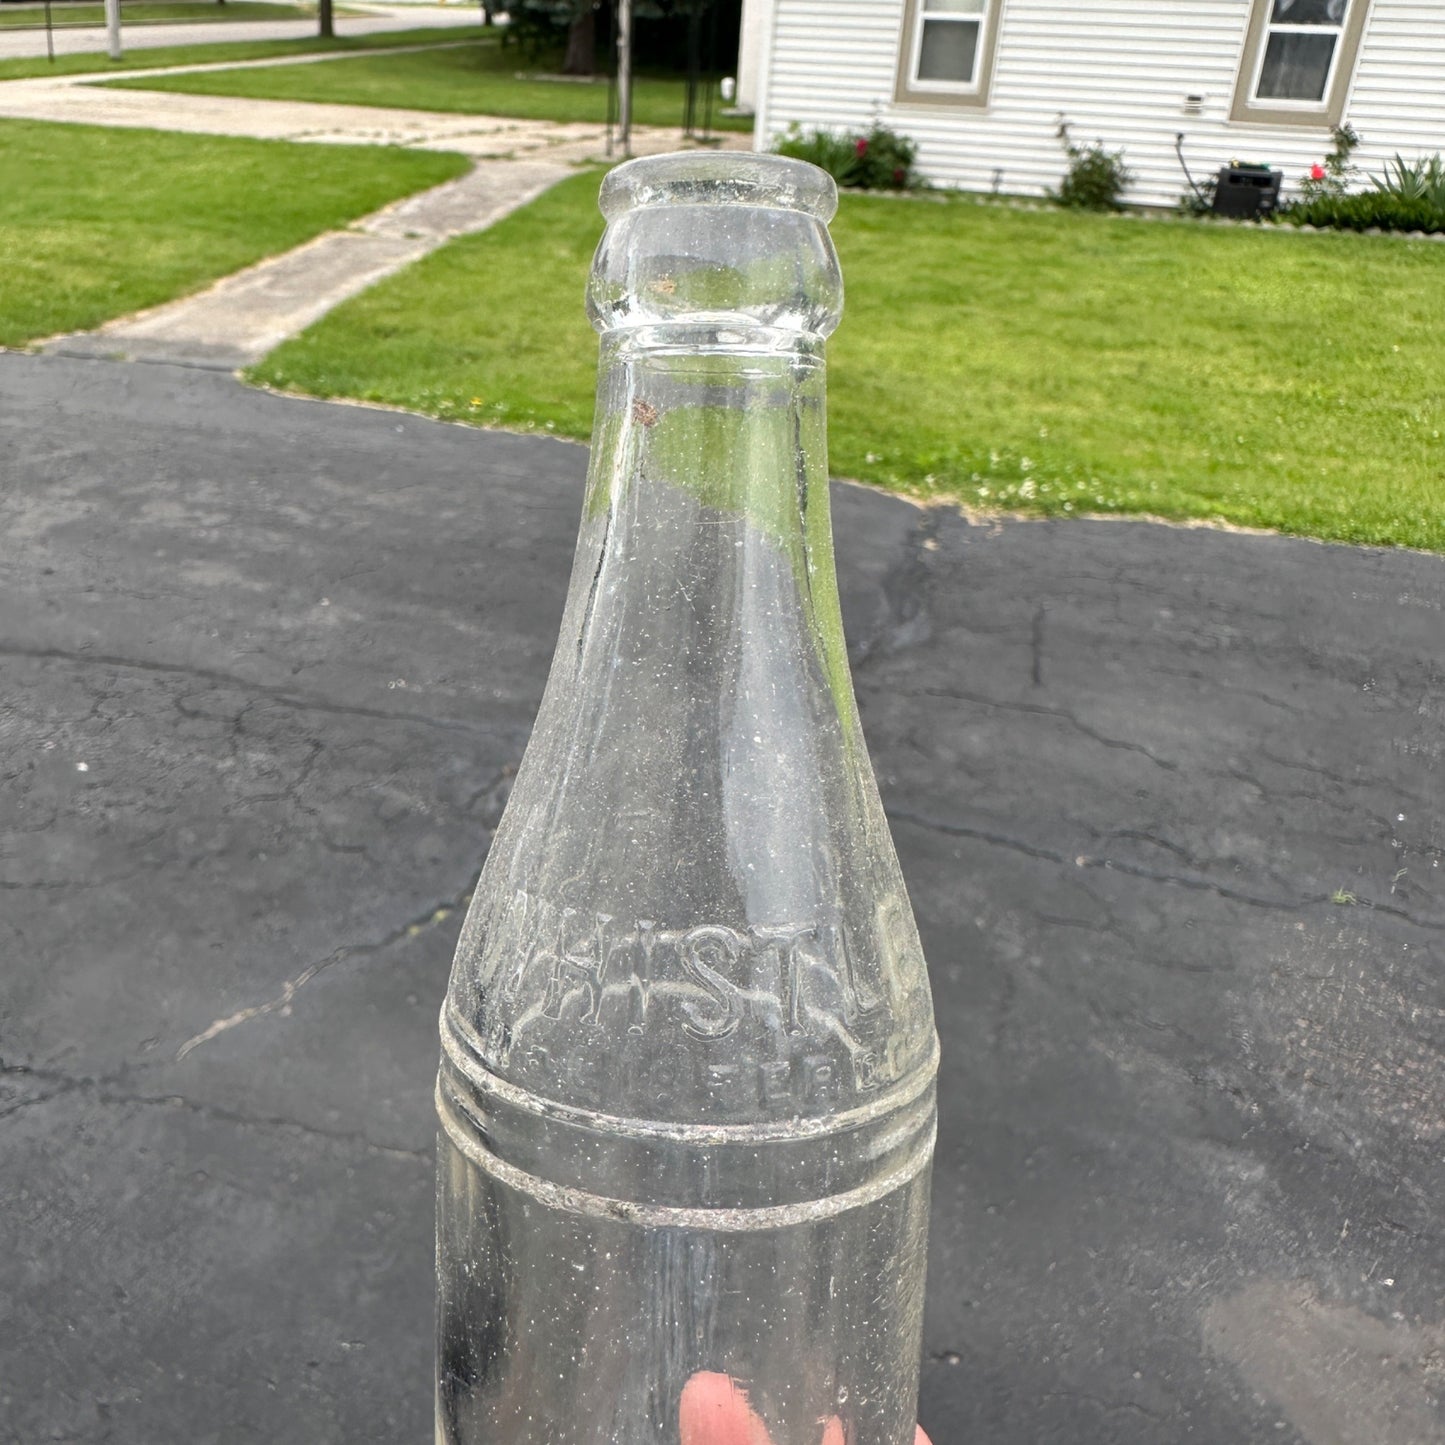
[1232, 0, 1370, 127]
[1257, 0, 1346, 103]
[895, 0, 1002, 109]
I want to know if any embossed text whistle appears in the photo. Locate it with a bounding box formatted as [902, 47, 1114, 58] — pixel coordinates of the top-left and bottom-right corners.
[436, 152, 938, 1445]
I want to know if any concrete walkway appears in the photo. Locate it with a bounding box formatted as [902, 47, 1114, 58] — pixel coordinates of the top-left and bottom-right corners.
[0, 60, 697, 155]
[50, 157, 575, 368]
[0, 3, 481, 60]
[8, 51, 744, 365]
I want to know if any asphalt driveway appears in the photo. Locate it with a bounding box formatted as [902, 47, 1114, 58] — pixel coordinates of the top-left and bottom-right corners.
[1, 353, 1441, 1444]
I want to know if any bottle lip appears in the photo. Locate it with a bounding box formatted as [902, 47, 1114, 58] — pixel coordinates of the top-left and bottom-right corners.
[599, 151, 839, 224]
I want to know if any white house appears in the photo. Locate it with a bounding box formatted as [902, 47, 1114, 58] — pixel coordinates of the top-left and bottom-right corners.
[737, 0, 1445, 208]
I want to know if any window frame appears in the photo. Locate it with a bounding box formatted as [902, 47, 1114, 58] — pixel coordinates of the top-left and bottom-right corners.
[894, 0, 1003, 110]
[1231, 0, 1371, 128]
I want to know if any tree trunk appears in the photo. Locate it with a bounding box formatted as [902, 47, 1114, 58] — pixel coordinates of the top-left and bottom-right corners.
[318, 0, 333, 38]
[562, 5, 595, 76]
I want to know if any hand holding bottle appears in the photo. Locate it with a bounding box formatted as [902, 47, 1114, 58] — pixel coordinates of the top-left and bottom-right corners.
[681, 1373, 933, 1445]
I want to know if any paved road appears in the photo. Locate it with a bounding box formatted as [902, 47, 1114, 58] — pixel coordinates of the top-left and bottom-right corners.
[1, 353, 1442, 1445]
[0, 3, 480, 60]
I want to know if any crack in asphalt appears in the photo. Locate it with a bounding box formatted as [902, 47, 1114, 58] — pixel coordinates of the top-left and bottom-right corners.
[1144, 662, 1306, 715]
[98, 1087, 432, 1163]
[1030, 605, 1046, 688]
[849, 510, 939, 670]
[888, 807, 1445, 930]
[173, 869, 483, 1061]
[910, 685, 1181, 772]
[1038, 1391, 1166, 1422]
[0, 1057, 428, 1161]
[0, 641, 505, 739]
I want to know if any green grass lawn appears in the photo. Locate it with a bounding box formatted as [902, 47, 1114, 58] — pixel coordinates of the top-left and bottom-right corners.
[0, 24, 487, 81]
[253, 176, 1445, 552]
[0, 2, 314, 28]
[0, 118, 467, 346]
[102, 37, 752, 130]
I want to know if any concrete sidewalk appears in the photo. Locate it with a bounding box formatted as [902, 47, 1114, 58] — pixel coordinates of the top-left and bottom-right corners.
[9, 55, 743, 366]
[48, 157, 575, 369]
[2, 352, 1441, 1445]
[0, 64, 731, 157]
[0, 4, 481, 60]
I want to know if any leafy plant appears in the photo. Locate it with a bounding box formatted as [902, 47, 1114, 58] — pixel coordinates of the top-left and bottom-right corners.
[773, 123, 920, 191]
[1283, 127, 1445, 232]
[1052, 120, 1130, 211]
[1370, 152, 1445, 210]
[1299, 122, 1360, 202]
[502, 0, 576, 60]
[1283, 190, 1445, 234]
[773, 125, 858, 181]
[1178, 174, 1217, 217]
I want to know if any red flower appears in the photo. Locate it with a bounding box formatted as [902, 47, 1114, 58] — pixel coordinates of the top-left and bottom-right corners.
[893, 167, 906, 185]
[855, 137, 869, 156]
[1311, 163, 1327, 180]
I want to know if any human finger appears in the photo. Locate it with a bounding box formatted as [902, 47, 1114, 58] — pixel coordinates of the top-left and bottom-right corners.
[817, 1411, 934, 1444]
[680, 1370, 931, 1445]
[679, 1371, 772, 1445]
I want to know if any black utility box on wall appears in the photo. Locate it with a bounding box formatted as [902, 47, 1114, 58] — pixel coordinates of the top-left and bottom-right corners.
[1213, 165, 1283, 219]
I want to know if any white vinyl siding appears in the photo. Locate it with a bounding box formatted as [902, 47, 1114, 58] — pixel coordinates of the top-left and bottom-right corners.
[755, 0, 1445, 209]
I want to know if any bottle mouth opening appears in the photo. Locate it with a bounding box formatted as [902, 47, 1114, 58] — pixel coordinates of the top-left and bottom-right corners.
[599, 151, 838, 224]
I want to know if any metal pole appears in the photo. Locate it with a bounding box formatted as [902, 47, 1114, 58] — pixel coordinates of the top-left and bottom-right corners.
[683, 0, 699, 137]
[702, 0, 717, 141]
[605, 0, 618, 159]
[44, 0, 54, 63]
[617, 0, 632, 159]
[104, 0, 122, 60]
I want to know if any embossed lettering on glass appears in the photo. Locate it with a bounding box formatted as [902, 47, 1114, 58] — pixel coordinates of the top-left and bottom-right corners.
[435, 153, 938, 1445]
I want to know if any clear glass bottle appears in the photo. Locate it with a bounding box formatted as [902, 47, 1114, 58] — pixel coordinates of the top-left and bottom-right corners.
[436, 152, 938, 1445]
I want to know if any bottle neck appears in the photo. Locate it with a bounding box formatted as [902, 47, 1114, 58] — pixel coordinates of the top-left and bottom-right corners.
[574, 328, 853, 749]
[442, 323, 936, 1126]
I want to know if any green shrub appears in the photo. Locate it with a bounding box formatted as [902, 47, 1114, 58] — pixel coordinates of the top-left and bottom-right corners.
[773, 124, 856, 179]
[1370, 152, 1445, 211]
[1283, 190, 1445, 234]
[1283, 130, 1445, 232]
[773, 123, 920, 191]
[1051, 120, 1130, 211]
[503, 0, 572, 59]
[1178, 174, 1217, 217]
[1298, 122, 1360, 202]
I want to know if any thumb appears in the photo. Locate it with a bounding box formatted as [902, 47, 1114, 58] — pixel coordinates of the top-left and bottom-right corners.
[679, 1372, 773, 1445]
[680, 1372, 932, 1445]
[822, 1417, 932, 1444]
